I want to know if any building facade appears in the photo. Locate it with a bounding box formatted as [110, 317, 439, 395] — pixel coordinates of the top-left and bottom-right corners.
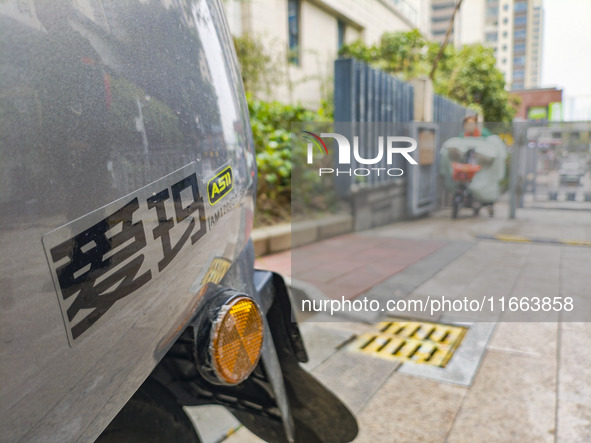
[430, 0, 543, 91]
[523, 0, 542, 89]
[511, 87, 563, 121]
[430, 0, 456, 44]
[225, 0, 429, 108]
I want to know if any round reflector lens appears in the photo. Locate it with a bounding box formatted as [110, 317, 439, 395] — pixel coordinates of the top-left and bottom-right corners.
[211, 296, 264, 385]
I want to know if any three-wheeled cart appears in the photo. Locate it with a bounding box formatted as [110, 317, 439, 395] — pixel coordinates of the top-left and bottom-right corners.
[439, 135, 508, 218]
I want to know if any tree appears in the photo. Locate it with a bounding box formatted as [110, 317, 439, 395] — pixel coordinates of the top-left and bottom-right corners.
[339, 31, 517, 122]
[339, 30, 433, 81]
[233, 34, 283, 99]
[434, 44, 518, 122]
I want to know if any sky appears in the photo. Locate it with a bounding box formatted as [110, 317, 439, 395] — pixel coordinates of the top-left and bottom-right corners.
[541, 0, 591, 120]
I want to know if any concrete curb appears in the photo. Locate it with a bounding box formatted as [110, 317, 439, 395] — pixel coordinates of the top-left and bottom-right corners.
[476, 233, 591, 247]
[251, 214, 353, 256]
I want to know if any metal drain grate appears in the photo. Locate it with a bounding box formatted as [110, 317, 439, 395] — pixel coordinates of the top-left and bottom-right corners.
[348, 319, 467, 367]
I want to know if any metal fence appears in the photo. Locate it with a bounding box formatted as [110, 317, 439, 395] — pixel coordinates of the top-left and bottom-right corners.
[333, 59, 471, 214]
[334, 58, 414, 124]
[333, 58, 414, 196]
[521, 122, 591, 205]
[433, 93, 469, 144]
[433, 94, 470, 207]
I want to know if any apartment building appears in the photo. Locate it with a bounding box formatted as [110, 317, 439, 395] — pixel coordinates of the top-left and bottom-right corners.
[496, 0, 543, 90]
[523, 0, 542, 89]
[430, 0, 543, 90]
[225, 0, 429, 108]
[430, 0, 456, 44]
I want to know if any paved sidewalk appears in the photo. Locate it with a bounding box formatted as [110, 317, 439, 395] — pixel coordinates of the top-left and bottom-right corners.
[188, 203, 591, 442]
[258, 234, 447, 301]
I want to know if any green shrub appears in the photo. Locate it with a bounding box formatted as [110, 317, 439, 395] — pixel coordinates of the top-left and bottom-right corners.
[247, 95, 336, 225]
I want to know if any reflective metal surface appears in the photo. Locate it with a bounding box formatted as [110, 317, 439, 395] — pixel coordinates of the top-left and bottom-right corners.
[0, 0, 255, 440]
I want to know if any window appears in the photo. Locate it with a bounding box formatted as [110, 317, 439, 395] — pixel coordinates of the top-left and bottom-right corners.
[514, 29, 526, 39]
[486, 32, 498, 42]
[502, 58, 507, 64]
[514, 43, 526, 52]
[502, 31, 508, 38]
[513, 56, 526, 65]
[433, 29, 447, 35]
[513, 70, 524, 79]
[432, 2, 455, 10]
[513, 83, 524, 89]
[432, 16, 451, 22]
[515, 16, 527, 25]
[337, 19, 346, 50]
[503, 17, 508, 24]
[502, 44, 507, 51]
[288, 0, 300, 65]
[514, 2, 527, 12]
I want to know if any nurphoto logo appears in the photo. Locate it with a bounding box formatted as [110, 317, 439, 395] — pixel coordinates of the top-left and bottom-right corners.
[302, 131, 418, 177]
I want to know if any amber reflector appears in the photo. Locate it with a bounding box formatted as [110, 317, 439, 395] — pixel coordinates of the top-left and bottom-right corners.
[212, 297, 264, 384]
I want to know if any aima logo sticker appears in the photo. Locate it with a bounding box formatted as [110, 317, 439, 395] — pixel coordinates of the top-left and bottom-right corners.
[302, 131, 417, 177]
[208, 166, 233, 205]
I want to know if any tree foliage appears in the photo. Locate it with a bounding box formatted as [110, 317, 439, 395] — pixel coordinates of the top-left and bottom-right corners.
[233, 34, 337, 225]
[435, 44, 519, 122]
[247, 96, 333, 225]
[339, 31, 518, 122]
[233, 34, 282, 99]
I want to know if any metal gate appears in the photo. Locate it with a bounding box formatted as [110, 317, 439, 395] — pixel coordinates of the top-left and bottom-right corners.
[520, 122, 591, 207]
[333, 58, 414, 198]
[406, 122, 439, 216]
[333, 59, 471, 217]
[432, 94, 470, 208]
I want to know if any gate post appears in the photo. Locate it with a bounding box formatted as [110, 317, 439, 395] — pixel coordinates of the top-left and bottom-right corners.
[510, 123, 527, 219]
[410, 77, 433, 122]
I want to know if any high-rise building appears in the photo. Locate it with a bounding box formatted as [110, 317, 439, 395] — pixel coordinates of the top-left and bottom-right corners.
[503, 0, 543, 90]
[524, 0, 543, 89]
[430, 0, 457, 44]
[495, 0, 514, 87]
[430, 0, 543, 90]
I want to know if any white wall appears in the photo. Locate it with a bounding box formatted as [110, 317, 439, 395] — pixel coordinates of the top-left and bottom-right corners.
[456, 0, 486, 45]
[320, 0, 417, 43]
[496, 0, 514, 86]
[525, 0, 542, 88]
[225, 0, 417, 108]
